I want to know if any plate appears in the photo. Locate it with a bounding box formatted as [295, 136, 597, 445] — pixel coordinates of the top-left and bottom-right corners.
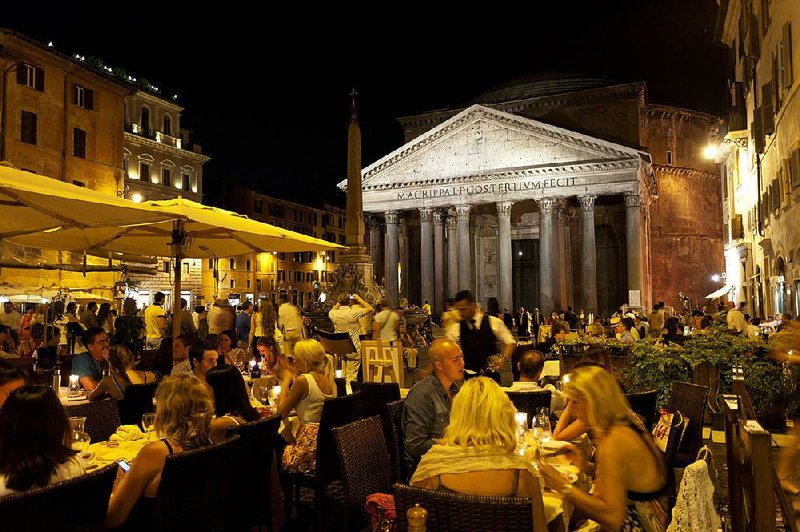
[552, 464, 578, 484]
[541, 440, 570, 451]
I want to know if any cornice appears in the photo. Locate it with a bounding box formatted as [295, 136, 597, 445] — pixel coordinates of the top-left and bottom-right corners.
[124, 133, 210, 163]
[362, 158, 638, 192]
[642, 104, 722, 128]
[652, 164, 720, 181]
[363, 106, 638, 185]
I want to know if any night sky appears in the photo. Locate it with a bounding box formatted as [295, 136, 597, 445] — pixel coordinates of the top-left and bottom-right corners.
[3, 1, 725, 208]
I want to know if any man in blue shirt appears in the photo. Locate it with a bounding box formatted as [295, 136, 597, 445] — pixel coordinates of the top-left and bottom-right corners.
[72, 327, 109, 391]
[236, 301, 252, 347]
[402, 338, 464, 478]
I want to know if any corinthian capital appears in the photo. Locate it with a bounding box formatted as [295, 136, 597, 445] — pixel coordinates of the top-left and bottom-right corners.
[624, 193, 641, 208]
[578, 195, 597, 211]
[419, 207, 434, 223]
[385, 211, 399, 225]
[536, 197, 558, 215]
[432, 210, 445, 226]
[496, 201, 513, 217]
[455, 204, 471, 218]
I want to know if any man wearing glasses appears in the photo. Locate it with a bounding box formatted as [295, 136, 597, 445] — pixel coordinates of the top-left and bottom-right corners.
[72, 327, 110, 391]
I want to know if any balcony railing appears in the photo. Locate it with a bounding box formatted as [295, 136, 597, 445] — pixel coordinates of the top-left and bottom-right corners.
[125, 124, 183, 149]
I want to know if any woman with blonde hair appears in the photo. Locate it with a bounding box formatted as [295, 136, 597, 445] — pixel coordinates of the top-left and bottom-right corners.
[538, 365, 668, 531]
[106, 375, 214, 528]
[411, 377, 547, 530]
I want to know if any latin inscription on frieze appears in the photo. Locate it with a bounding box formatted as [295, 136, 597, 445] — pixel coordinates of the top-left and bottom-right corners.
[396, 177, 579, 201]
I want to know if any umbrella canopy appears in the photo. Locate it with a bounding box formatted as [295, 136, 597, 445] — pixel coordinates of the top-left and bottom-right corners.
[0, 164, 175, 241]
[705, 285, 734, 299]
[9, 197, 343, 256]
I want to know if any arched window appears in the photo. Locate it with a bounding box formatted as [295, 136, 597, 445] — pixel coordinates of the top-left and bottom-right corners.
[163, 114, 172, 136]
[229, 258, 235, 270]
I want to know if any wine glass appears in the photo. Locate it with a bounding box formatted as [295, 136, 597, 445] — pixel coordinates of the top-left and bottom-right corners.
[532, 413, 552, 443]
[141, 413, 156, 441]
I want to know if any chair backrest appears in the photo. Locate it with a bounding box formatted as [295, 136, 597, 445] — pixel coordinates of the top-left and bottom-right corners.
[137, 349, 158, 372]
[385, 399, 407, 483]
[117, 382, 158, 426]
[0, 463, 117, 531]
[350, 381, 401, 419]
[65, 397, 121, 442]
[505, 390, 551, 427]
[225, 416, 281, 529]
[393, 482, 533, 532]
[152, 436, 240, 532]
[316, 393, 362, 487]
[667, 382, 709, 461]
[314, 329, 356, 356]
[333, 416, 393, 530]
[625, 390, 659, 431]
[334, 377, 348, 398]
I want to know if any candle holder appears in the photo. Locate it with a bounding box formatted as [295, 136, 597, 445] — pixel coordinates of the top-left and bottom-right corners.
[335, 369, 343, 379]
[68, 375, 81, 397]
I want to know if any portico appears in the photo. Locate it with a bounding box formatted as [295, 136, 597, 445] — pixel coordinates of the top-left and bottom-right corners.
[341, 104, 655, 315]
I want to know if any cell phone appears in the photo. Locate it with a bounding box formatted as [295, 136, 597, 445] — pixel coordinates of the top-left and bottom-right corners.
[118, 459, 131, 472]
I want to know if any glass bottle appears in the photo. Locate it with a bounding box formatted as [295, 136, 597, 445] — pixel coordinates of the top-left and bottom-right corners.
[69, 416, 91, 451]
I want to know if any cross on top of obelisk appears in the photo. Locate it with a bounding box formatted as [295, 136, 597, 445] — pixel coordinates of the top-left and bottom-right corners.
[349, 87, 358, 118]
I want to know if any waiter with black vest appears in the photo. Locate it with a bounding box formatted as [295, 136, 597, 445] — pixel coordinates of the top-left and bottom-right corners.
[446, 290, 516, 384]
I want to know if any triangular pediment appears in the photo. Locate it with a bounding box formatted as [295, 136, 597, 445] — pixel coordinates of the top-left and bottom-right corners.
[340, 104, 642, 191]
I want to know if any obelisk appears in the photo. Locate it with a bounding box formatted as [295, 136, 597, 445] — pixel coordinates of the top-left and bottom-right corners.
[327, 90, 382, 304]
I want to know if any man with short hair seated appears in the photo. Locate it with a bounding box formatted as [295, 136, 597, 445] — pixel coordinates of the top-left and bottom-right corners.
[72, 327, 110, 391]
[402, 339, 464, 478]
[505, 347, 566, 417]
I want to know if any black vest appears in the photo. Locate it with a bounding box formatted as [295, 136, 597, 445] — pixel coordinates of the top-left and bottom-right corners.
[460, 315, 497, 371]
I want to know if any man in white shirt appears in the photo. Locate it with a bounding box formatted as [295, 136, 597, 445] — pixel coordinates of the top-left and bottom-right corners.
[373, 297, 400, 343]
[445, 290, 515, 382]
[329, 293, 373, 385]
[278, 294, 305, 357]
[0, 303, 22, 340]
[506, 348, 566, 416]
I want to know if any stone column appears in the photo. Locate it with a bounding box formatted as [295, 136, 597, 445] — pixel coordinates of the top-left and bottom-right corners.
[554, 203, 567, 311]
[385, 211, 399, 308]
[624, 193, 643, 306]
[579, 195, 598, 314]
[420, 208, 434, 308]
[456, 204, 472, 293]
[367, 215, 381, 278]
[447, 215, 458, 299]
[497, 201, 513, 312]
[537, 198, 557, 315]
[399, 217, 409, 301]
[433, 210, 445, 314]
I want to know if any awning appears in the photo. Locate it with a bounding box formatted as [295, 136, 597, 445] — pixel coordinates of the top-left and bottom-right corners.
[705, 285, 734, 299]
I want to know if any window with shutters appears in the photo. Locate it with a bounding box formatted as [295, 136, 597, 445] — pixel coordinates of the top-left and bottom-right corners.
[761, 82, 775, 135]
[782, 22, 793, 92]
[182, 173, 191, 191]
[161, 168, 171, 187]
[760, 0, 771, 35]
[163, 115, 171, 136]
[20, 111, 37, 144]
[72, 84, 94, 110]
[666, 151, 673, 166]
[140, 107, 150, 134]
[256, 279, 262, 292]
[752, 107, 765, 153]
[17, 63, 44, 91]
[163, 261, 170, 274]
[791, 149, 800, 189]
[73, 128, 86, 158]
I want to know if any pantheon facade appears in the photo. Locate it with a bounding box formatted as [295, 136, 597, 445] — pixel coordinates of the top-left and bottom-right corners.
[343, 77, 724, 316]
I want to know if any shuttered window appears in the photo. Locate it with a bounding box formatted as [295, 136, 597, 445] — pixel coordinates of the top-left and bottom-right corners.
[21, 111, 37, 144]
[73, 128, 86, 158]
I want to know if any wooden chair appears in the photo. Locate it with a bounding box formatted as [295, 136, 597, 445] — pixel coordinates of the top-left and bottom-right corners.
[667, 382, 709, 467]
[393, 482, 537, 531]
[0, 463, 117, 531]
[152, 436, 240, 532]
[117, 382, 157, 426]
[314, 329, 356, 371]
[505, 390, 551, 427]
[360, 340, 404, 386]
[225, 415, 282, 531]
[385, 399, 407, 483]
[333, 416, 393, 530]
[625, 390, 658, 431]
[64, 397, 121, 442]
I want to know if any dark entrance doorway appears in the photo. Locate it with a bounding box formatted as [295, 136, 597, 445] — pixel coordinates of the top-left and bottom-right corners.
[596, 225, 626, 315]
[512, 239, 539, 312]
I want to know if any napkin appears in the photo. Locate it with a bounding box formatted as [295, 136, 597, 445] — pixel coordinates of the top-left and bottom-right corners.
[109, 425, 145, 441]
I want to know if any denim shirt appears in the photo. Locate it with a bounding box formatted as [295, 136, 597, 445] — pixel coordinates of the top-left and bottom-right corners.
[402, 375, 461, 477]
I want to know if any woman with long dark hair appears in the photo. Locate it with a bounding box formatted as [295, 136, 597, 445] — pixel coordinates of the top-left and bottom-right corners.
[97, 302, 115, 336]
[206, 364, 261, 442]
[0, 386, 84, 496]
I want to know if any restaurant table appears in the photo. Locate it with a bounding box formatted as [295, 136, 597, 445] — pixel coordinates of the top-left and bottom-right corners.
[85, 437, 149, 471]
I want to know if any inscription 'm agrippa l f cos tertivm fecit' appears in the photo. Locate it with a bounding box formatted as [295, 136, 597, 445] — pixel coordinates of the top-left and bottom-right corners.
[395, 177, 579, 201]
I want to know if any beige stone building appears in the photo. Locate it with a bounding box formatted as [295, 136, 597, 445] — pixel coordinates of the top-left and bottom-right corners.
[716, 0, 800, 318]
[348, 76, 724, 316]
[210, 188, 345, 308]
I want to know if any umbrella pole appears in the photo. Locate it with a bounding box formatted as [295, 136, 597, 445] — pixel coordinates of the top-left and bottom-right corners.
[172, 220, 184, 344]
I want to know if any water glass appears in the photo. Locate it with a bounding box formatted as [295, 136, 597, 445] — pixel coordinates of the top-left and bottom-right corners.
[141, 413, 156, 440]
